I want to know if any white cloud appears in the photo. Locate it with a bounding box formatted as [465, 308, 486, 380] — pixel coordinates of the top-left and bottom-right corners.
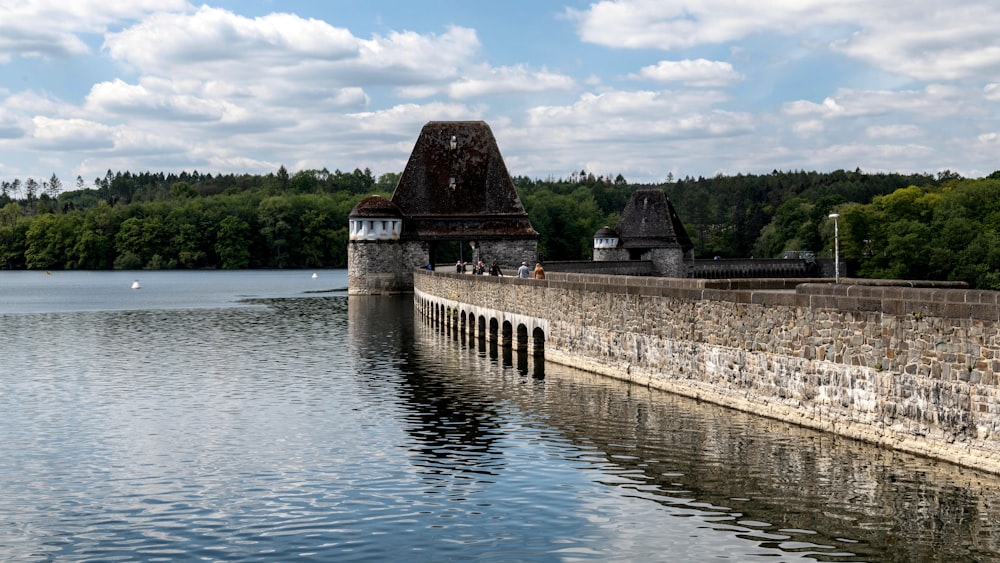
[105, 8, 483, 89]
[484, 88, 756, 181]
[985, 83, 1000, 101]
[833, 5, 1000, 81]
[0, 107, 26, 139]
[30, 116, 116, 150]
[866, 124, 923, 139]
[528, 89, 735, 124]
[2, 1, 1000, 185]
[0, 0, 190, 60]
[349, 102, 482, 134]
[569, 0, 1000, 82]
[631, 59, 742, 87]
[567, 0, 862, 50]
[448, 66, 575, 99]
[104, 6, 360, 74]
[793, 120, 824, 136]
[783, 86, 966, 119]
[85, 79, 227, 121]
[356, 26, 480, 83]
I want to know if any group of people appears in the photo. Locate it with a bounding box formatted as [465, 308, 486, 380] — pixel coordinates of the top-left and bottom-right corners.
[447, 259, 545, 279]
[517, 261, 545, 279]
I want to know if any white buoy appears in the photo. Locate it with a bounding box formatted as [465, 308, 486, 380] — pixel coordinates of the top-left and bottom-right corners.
[312, 273, 318, 279]
[131, 279, 141, 289]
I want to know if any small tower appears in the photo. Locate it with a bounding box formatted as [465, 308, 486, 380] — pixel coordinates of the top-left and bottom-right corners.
[348, 195, 422, 294]
[593, 226, 622, 261]
[593, 188, 694, 277]
[349, 196, 402, 241]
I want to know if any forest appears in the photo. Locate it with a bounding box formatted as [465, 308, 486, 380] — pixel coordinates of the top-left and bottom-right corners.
[1, 165, 999, 288]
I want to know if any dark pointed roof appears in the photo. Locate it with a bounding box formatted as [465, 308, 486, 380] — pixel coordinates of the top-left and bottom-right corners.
[349, 194, 402, 218]
[616, 188, 693, 251]
[594, 226, 619, 238]
[390, 121, 537, 240]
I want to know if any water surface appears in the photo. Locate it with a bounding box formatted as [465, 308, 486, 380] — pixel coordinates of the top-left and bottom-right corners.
[1, 270, 998, 561]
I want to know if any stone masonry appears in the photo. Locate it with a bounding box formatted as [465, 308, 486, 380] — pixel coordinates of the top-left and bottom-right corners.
[414, 269, 1000, 474]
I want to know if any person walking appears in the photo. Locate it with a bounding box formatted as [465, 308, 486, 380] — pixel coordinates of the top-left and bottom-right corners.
[533, 263, 545, 279]
[517, 261, 530, 278]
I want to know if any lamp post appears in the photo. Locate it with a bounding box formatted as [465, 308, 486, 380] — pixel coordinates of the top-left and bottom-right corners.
[828, 213, 840, 283]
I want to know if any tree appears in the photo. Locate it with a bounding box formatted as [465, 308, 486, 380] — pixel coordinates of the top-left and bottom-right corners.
[290, 170, 319, 194]
[257, 196, 296, 267]
[170, 181, 198, 199]
[46, 174, 62, 199]
[374, 172, 400, 193]
[25, 213, 81, 269]
[276, 165, 290, 191]
[216, 215, 251, 269]
[24, 177, 38, 203]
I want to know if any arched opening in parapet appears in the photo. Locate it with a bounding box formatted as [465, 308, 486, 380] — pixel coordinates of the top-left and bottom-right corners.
[460, 310, 467, 331]
[532, 327, 545, 357]
[478, 316, 487, 340]
[516, 324, 528, 351]
[489, 317, 499, 342]
[501, 320, 513, 348]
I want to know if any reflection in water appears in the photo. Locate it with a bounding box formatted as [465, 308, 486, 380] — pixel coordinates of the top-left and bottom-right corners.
[1, 280, 998, 562]
[407, 297, 1000, 562]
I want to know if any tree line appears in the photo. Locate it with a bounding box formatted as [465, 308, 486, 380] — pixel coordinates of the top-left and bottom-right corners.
[1, 165, 998, 288]
[0, 166, 390, 271]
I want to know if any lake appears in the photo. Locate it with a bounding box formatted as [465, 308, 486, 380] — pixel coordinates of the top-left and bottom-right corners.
[1, 269, 999, 561]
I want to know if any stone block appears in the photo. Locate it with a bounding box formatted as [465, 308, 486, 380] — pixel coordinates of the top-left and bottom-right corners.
[971, 305, 1000, 322]
[809, 295, 838, 310]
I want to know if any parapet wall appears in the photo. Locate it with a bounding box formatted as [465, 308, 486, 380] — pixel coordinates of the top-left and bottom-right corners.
[414, 269, 1000, 473]
[541, 260, 656, 276]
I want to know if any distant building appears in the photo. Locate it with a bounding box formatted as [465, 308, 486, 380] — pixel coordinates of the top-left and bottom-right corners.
[593, 188, 694, 277]
[349, 121, 538, 294]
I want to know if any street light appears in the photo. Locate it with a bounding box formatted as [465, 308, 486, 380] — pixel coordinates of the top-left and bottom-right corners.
[828, 213, 840, 283]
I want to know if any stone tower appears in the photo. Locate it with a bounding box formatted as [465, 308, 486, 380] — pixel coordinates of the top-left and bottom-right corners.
[593, 187, 694, 277]
[348, 121, 538, 294]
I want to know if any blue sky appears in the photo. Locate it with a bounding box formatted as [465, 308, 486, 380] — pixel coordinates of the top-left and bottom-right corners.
[2, 0, 1000, 190]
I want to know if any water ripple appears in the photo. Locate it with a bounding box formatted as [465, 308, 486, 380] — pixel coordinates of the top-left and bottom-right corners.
[1, 276, 1000, 561]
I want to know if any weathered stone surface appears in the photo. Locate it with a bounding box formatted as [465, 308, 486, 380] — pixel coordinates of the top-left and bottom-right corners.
[348, 121, 539, 295]
[415, 271, 1000, 474]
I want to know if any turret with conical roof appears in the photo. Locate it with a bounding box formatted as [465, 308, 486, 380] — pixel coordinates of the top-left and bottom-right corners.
[593, 187, 693, 277]
[349, 195, 403, 241]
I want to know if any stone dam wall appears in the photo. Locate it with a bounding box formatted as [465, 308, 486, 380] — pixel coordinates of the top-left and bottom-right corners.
[413, 269, 1000, 474]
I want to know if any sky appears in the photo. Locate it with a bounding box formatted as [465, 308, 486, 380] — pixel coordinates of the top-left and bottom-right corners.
[2, 0, 1000, 190]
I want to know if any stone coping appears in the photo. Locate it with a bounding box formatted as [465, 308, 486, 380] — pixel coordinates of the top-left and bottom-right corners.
[414, 269, 996, 321]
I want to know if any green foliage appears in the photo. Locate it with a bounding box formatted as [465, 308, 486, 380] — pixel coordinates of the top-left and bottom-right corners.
[216, 216, 252, 269]
[519, 177, 625, 260]
[170, 181, 197, 199]
[4, 164, 1000, 289]
[0, 170, 369, 270]
[25, 213, 82, 269]
[838, 178, 1000, 288]
[664, 169, 935, 257]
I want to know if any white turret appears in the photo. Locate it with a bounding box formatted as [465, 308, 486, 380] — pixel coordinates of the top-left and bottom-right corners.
[348, 195, 403, 241]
